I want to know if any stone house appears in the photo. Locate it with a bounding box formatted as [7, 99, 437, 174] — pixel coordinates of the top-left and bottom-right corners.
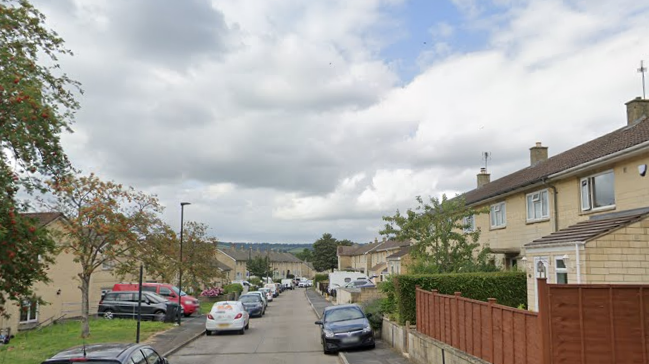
[337, 239, 410, 280]
[386, 246, 412, 276]
[216, 247, 314, 282]
[460, 97, 649, 310]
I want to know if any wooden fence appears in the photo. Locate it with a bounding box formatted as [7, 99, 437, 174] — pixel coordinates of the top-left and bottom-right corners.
[416, 287, 540, 364]
[416, 279, 649, 364]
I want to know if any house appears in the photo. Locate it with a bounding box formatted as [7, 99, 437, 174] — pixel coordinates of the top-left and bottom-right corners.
[386, 246, 412, 276]
[337, 239, 411, 280]
[461, 97, 649, 309]
[216, 247, 314, 282]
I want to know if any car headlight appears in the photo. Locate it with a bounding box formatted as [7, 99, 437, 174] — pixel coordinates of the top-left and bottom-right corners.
[323, 329, 335, 338]
[362, 326, 372, 333]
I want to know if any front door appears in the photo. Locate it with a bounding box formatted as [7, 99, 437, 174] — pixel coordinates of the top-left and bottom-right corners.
[533, 256, 549, 311]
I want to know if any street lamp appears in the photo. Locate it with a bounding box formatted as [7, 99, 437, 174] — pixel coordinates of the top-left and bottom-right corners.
[178, 202, 191, 325]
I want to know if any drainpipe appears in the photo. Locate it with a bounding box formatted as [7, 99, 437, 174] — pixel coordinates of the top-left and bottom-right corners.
[575, 243, 582, 284]
[542, 178, 559, 232]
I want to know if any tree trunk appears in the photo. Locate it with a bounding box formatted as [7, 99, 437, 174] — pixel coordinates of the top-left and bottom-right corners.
[80, 274, 91, 338]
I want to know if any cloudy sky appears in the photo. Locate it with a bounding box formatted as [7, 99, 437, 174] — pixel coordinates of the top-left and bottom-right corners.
[32, 0, 649, 244]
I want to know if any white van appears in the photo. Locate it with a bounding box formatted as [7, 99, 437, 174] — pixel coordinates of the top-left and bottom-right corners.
[328, 271, 368, 294]
[281, 279, 294, 290]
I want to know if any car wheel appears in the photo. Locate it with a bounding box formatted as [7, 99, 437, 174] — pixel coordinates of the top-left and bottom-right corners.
[103, 310, 114, 320]
[322, 341, 331, 355]
[205, 330, 212, 336]
[239, 328, 245, 335]
[154, 310, 165, 322]
[245, 321, 249, 330]
[183, 312, 191, 317]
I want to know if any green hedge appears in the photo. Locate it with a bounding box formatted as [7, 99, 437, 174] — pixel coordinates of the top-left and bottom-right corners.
[223, 283, 243, 295]
[314, 273, 329, 285]
[394, 271, 526, 325]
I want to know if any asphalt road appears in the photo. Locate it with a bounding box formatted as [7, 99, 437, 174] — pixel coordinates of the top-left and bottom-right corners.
[168, 288, 339, 364]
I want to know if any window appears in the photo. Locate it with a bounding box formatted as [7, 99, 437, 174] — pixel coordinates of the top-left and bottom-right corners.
[20, 299, 38, 323]
[490, 202, 506, 228]
[581, 171, 615, 211]
[129, 349, 147, 364]
[142, 348, 162, 364]
[463, 215, 475, 232]
[102, 260, 115, 270]
[526, 190, 549, 222]
[555, 257, 568, 284]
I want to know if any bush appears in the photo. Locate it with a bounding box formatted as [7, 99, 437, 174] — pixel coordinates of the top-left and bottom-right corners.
[200, 287, 225, 297]
[378, 277, 396, 319]
[361, 298, 385, 331]
[223, 283, 243, 295]
[314, 273, 329, 285]
[249, 277, 261, 286]
[394, 271, 526, 325]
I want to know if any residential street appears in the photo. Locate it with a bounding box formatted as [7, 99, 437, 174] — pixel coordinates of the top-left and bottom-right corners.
[168, 289, 339, 364]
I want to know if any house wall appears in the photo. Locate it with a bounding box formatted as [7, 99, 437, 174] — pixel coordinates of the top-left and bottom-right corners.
[338, 255, 352, 271]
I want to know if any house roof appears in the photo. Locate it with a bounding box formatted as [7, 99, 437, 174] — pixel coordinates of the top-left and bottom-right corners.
[464, 117, 649, 205]
[218, 247, 304, 263]
[370, 262, 387, 272]
[387, 246, 411, 259]
[374, 240, 410, 252]
[21, 212, 65, 227]
[525, 208, 649, 248]
[337, 240, 410, 256]
[215, 261, 232, 271]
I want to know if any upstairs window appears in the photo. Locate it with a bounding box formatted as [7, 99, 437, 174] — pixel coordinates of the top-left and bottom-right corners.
[526, 190, 549, 222]
[581, 171, 615, 211]
[463, 215, 475, 233]
[490, 202, 506, 228]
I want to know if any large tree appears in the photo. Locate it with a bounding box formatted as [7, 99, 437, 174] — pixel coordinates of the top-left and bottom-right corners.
[43, 173, 163, 338]
[293, 248, 313, 262]
[247, 255, 271, 278]
[312, 233, 353, 272]
[0, 0, 80, 315]
[381, 195, 495, 274]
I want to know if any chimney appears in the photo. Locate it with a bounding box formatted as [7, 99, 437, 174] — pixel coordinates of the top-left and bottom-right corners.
[626, 97, 649, 125]
[530, 142, 548, 166]
[477, 168, 490, 188]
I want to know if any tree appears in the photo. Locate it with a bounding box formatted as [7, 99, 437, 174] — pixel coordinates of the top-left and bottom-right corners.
[381, 195, 495, 274]
[312, 233, 353, 272]
[182, 222, 222, 294]
[43, 173, 163, 338]
[294, 248, 313, 262]
[0, 0, 81, 315]
[247, 255, 270, 278]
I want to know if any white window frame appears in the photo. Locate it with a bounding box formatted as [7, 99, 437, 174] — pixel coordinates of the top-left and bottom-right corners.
[526, 189, 550, 222]
[580, 170, 615, 212]
[490, 202, 506, 228]
[555, 257, 568, 284]
[19, 299, 38, 323]
[463, 215, 476, 233]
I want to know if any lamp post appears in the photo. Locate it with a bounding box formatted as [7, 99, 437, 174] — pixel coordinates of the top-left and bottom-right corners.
[178, 202, 191, 325]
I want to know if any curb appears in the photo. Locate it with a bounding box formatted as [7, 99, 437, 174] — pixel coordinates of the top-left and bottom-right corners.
[160, 328, 206, 358]
[304, 289, 322, 319]
[339, 351, 351, 364]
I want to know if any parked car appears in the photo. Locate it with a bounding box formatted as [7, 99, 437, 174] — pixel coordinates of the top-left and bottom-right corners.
[239, 294, 265, 317]
[298, 281, 308, 288]
[315, 304, 375, 354]
[206, 301, 249, 335]
[343, 280, 376, 289]
[265, 283, 278, 297]
[99, 291, 181, 322]
[112, 283, 200, 317]
[259, 288, 273, 302]
[281, 278, 294, 290]
[41, 343, 169, 364]
[247, 291, 268, 309]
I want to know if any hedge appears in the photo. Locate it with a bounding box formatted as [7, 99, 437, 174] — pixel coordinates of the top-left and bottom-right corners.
[394, 271, 526, 325]
[314, 273, 329, 285]
[223, 283, 243, 295]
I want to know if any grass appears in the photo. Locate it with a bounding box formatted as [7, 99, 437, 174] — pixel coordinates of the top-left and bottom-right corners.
[0, 318, 173, 364]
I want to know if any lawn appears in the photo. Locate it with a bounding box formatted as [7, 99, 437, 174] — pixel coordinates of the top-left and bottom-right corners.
[0, 318, 173, 364]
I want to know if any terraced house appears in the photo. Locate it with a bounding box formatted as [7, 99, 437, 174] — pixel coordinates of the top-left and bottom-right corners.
[462, 97, 649, 310]
[216, 246, 314, 282]
[337, 239, 411, 281]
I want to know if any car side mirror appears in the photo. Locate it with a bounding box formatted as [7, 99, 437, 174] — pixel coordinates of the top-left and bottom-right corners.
[315, 320, 323, 325]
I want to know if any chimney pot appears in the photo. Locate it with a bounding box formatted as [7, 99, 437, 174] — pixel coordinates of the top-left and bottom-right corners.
[530, 142, 548, 166]
[477, 169, 491, 188]
[625, 98, 649, 125]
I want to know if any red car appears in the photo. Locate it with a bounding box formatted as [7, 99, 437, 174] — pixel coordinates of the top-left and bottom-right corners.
[112, 283, 200, 316]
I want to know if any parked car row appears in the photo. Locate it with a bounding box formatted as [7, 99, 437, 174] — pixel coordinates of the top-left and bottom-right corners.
[204, 281, 289, 336]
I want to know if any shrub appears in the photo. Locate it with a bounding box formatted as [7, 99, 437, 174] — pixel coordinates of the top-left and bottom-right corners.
[200, 287, 225, 297]
[249, 277, 261, 286]
[314, 273, 329, 285]
[223, 283, 243, 295]
[378, 277, 397, 319]
[361, 298, 386, 331]
[394, 271, 526, 325]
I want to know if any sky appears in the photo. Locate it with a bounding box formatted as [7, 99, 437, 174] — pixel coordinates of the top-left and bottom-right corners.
[29, 0, 649, 244]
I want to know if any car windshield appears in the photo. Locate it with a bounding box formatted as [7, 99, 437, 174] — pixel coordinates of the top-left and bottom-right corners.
[240, 296, 260, 303]
[170, 286, 187, 296]
[324, 307, 365, 323]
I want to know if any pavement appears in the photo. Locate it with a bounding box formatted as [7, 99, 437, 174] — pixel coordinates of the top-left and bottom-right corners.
[146, 313, 207, 358]
[304, 288, 411, 364]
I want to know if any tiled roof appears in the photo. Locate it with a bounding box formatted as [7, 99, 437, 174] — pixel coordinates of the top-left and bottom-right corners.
[370, 262, 387, 272]
[525, 208, 649, 248]
[215, 261, 232, 271]
[374, 240, 410, 252]
[21, 212, 64, 227]
[337, 245, 358, 256]
[218, 247, 304, 263]
[337, 240, 410, 256]
[464, 117, 649, 205]
[387, 246, 411, 259]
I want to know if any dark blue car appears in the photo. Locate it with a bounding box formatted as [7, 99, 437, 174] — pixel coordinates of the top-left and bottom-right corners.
[315, 304, 375, 354]
[41, 343, 169, 364]
[239, 294, 265, 317]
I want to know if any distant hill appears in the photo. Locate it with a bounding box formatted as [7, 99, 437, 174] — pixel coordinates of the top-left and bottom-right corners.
[218, 242, 313, 253]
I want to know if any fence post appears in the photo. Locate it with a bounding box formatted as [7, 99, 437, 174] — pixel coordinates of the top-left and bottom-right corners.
[454, 292, 462, 349]
[415, 286, 421, 334]
[432, 290, 438, 339]
[537, 278, 551, 364]
[405, 320, 410, 353]
[488, 298, 497, 363]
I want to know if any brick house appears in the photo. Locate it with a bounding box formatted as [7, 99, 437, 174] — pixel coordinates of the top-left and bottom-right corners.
[216, 247, 314, 282]
[460, 97, 649, 310]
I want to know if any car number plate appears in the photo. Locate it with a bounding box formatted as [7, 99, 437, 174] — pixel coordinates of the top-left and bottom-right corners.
[341, 336, 359, 343]
[218, 323, 230, 328]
